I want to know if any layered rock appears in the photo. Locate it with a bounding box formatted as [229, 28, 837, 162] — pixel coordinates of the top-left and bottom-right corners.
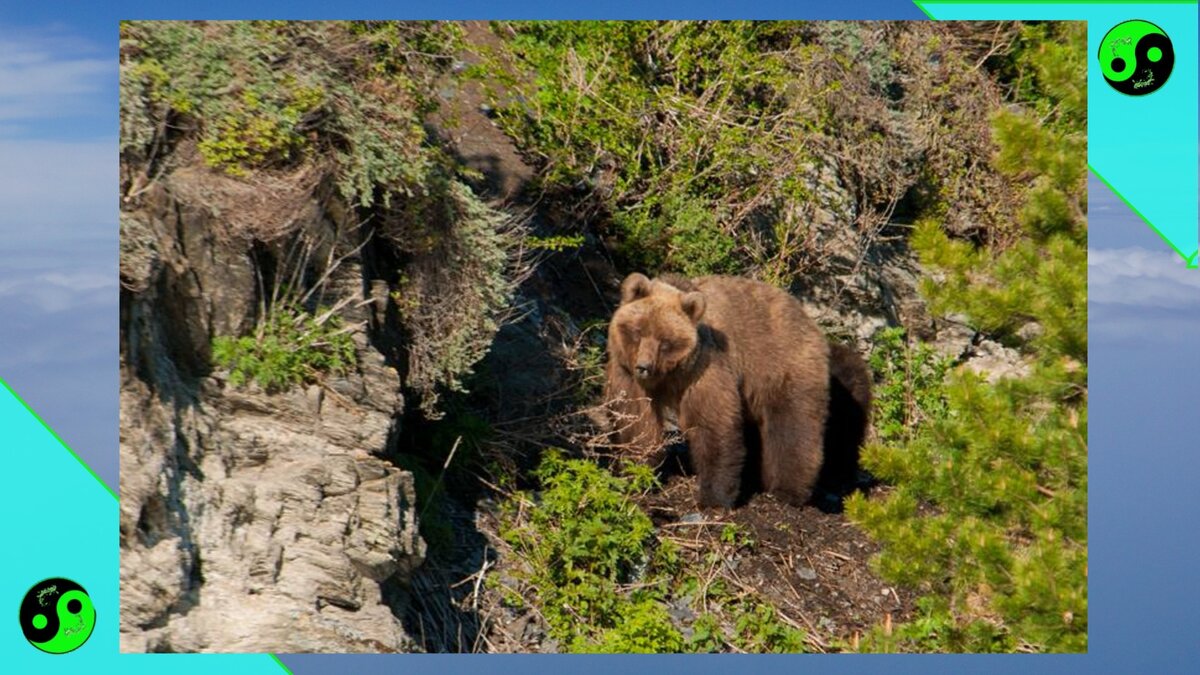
[119, 181, 425, 653]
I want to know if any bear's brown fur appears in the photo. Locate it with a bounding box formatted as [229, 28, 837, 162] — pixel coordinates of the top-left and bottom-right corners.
[604, 272, 831, 508]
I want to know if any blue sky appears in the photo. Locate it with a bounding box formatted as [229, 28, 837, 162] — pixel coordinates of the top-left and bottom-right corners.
[1089, 174, 1200, 347]
[0, 20, 118, 488]
[1086, 176, 1200, 670]
[0, 6, 1198, 673]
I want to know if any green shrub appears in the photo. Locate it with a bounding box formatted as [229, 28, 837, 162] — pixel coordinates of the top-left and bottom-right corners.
[499, 450, 683, 652]
[686, 613, 726, 652]
[591, 600, 685, 653]
[846, 360, 1087, 652]
[386, 180, 519, 418]
[211, 304, 356, 391]
[867, 326, 952, 446]
[197, 85, 323, 175]
[732, 601, 808, 653]
[120, 22, 326, 175]
[571, 337, 608, 403]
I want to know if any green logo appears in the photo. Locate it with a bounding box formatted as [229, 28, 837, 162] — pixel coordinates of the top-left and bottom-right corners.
[1099, 20, 1174, 96]
[18, 578, 96, 654]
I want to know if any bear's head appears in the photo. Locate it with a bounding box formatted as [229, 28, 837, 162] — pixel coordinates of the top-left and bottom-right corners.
[610, 273, 706, 388]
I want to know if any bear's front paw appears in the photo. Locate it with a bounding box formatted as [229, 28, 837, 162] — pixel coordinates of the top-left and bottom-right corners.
[771, 486, 813, 507]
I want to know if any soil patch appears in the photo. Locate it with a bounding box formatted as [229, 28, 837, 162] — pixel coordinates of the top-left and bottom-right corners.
[640, 475, 914, 651]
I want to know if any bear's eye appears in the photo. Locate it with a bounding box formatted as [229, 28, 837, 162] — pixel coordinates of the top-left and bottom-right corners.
[659, 340, 673, 353]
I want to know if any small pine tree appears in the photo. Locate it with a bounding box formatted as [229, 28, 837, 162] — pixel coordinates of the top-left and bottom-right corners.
[846, 22, 1087, 653]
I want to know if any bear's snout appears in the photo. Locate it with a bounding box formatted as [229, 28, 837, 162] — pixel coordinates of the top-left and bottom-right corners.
[634, 339, 661, 380]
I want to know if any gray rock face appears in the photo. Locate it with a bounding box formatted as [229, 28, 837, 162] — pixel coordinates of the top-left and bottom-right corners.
[119, 183, 425, 653]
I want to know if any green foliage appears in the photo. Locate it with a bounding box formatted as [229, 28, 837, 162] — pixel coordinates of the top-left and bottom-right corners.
[499, 450, 683, 652]
[119, 21, 460, 206]
[211, 304, 356, 392]
[348, 20, 465, 81]
[867, 326, 952, 445]
[718, 523, 756, 551]
[686, 613, 726, 652]
[590, 600, 686, 653]
[1002, 23, 1087, 134]
[389, 180, 519, 418]
[731, 601, 808, 653]
[121, 21, 521, 420]
[854, 596, 1008, 653]
[847, 21, 1087, 653]
[525, 234, 586, 252]
[849, 362, 1088, 651]
[811, 22, 896, 95]
[120, 22, 326, 174]
[476, 21, 820, 274]
[197, 85, 324, 176]
[665, 196, 739, 276]
[572, 339, 609, 403]
[915, 219, 1086, 361]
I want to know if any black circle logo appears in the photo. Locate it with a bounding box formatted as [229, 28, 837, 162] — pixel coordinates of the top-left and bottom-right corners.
[18, 578, 96, 654]
[1099, 20, 1174, 96]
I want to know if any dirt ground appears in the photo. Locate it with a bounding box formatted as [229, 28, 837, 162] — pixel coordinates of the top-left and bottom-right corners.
[643, 475, 914, 651]
[463, 471, 914, 654]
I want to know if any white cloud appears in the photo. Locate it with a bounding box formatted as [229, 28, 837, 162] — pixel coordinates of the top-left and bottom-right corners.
[0, 268, 116, 313]
[0, 26, 111, 122]
[1090, 246, 1200, 346]
[1089, 247, 1200, 310]
[0, 137, 116, 234]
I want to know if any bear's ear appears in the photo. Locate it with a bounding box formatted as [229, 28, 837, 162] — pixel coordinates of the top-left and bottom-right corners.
[619, 273, 652, 305]
[680, 291, 706, 324]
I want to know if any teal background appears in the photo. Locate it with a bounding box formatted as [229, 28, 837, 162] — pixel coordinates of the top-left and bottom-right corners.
[0, 383, 281, 671]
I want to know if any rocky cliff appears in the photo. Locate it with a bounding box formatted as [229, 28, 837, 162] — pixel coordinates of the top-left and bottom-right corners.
[119, 176, 426, 652]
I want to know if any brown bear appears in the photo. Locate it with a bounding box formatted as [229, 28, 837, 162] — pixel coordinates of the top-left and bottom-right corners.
[604, 272, 832, 508]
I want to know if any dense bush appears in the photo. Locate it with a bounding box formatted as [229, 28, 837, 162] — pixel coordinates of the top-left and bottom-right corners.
[497, 450, 684, 652]
[845, 22, 1087, 653]
[475, 21, 1029, 287]
[121, 21, 519, 410]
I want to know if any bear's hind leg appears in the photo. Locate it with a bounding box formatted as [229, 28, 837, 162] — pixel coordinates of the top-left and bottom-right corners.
[759, 401, 824, 506]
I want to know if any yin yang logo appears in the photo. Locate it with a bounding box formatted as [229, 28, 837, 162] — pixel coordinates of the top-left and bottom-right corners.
[18, 577, 96, 654]
[1100, 20, 1174, 96]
